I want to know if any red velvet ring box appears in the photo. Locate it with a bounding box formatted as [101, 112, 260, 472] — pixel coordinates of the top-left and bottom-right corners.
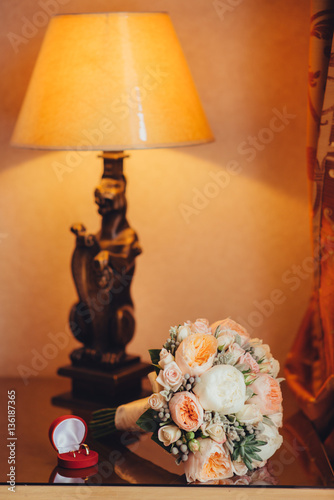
[49, 415, 98, 469]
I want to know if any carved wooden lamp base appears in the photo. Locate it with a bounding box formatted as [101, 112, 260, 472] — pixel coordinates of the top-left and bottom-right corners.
[54, 357, 152, 408]
[54, 152, 150, 406]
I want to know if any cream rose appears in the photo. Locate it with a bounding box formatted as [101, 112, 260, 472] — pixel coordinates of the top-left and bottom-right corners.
[236, 404, 263, 425]
[202, 423, 226, 444]
[256, 423, 283, 461]
[158, 424, 181, 447]
[148, 392, 165, 411]
[159, 348, 174, 369]
[259, 358, 280, 378]
[250, 339, 280, 377]
[193, 365, 246, 414]
[232, 457, 248, 476]
[184, 438, 233, 483]
[248, 374, 282, 415]
[169, 391, 203, 432]
[175, 333, 218, 377]
[177, 325, 192, 343]
[216, 331, 235, 349]
[156, 361, 183, 391]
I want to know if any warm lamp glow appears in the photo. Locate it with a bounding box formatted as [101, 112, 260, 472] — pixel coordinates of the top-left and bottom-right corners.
[11, 12, 214, 150]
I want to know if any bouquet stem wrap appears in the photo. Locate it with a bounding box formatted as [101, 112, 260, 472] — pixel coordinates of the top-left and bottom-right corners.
[90, 397, 150, 438]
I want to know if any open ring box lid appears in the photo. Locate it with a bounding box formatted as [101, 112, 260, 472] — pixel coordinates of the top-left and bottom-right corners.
[49, 415, 98, 469]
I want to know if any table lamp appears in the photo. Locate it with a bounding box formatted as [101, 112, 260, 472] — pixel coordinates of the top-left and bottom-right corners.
[11, 12, 214, 404]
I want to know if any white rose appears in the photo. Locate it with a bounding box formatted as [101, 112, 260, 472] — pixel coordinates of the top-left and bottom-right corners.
[236, 404, 263, 425]
[193, 365, 246, 414]
[217, 331, 235, 349]
[177, 325, 192, 343]
[159, 348, 174, 369]
[158, 425, 181, 447]
[148, 392, 165, 411]
[202, 423, 226, 444]
[257, 423, 283, 461]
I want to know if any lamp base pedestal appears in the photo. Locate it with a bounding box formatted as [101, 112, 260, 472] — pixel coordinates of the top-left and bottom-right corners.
[54, 356, 152, 407]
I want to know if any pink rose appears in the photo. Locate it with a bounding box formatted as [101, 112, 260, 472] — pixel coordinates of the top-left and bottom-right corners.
[169, 391, 203, 432]
[175, 333, 218, 376]
[248, 374, 283, 415]
[184, 438, 233, 483]
[156, 361, 183, 391]
[225, 343, 245, 365]
[239, 352, 260, 373]
[192, 318, 212, 335]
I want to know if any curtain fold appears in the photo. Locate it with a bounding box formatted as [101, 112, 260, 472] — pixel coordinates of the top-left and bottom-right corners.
[285, 0, 334, 449]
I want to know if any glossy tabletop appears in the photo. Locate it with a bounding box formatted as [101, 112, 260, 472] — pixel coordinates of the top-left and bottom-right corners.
[0, 376, 333, 489]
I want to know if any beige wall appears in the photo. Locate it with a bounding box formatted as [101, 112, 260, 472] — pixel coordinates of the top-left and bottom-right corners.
[0, 0, 312, 379]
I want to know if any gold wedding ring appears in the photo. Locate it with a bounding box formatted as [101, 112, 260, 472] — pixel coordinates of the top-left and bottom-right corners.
[80, 443, 90, 456]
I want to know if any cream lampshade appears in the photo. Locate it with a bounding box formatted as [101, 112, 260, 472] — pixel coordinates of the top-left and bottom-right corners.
[11, 12, 214, 404]
[12, 12, 213, 150]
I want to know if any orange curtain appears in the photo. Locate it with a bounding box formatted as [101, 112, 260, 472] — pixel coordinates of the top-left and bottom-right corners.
[285, 0, 334, 448]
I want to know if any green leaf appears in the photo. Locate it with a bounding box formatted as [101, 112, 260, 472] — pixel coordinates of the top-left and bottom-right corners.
[136, 408, 159, 433]
[148, 349, 161, 366]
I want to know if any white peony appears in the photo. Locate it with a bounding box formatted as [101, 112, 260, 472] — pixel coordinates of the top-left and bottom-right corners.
[236, 404, 263, 425]
[158, 425, 181, 447]
[256, 423, 283, 461]
[193, 365, 246, 414]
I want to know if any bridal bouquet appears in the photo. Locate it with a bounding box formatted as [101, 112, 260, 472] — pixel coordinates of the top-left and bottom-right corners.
[90, 318, 283, 483]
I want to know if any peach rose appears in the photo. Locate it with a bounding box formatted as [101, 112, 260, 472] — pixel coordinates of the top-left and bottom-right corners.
[211, 318, 250, 346]
[184, 438, 233, 483]
[156, 361, 183, 391]
[175, 333, 218, 376]
[192, 318, 212, 335]
[169, 391, 203, 432]
[239, 352, 260, 373]
[248, 374, 282, 415]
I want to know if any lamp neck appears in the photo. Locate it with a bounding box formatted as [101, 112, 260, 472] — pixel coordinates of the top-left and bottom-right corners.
[96, 151, 130, 240]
